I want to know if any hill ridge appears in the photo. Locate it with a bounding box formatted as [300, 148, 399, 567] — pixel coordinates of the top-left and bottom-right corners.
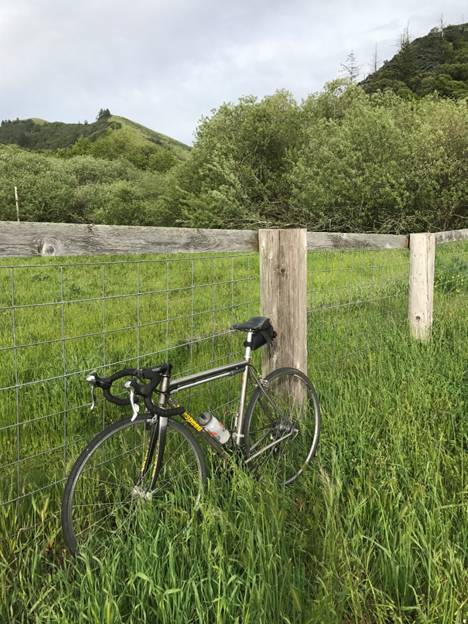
[361, 21, 468, 98]
[0, 113, 190, 172]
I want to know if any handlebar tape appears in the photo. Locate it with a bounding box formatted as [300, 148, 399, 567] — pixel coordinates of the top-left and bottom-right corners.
[154, 405, 185, 417]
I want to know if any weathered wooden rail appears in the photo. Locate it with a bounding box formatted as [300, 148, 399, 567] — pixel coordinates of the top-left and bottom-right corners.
[0, 222, 258, 256]
[307, 231, 409, 250]
[0, 221, 465, 257]
[0, 222, 466, 373]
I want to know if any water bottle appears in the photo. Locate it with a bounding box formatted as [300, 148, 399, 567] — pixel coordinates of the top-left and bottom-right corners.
[197, 411, 231, 444]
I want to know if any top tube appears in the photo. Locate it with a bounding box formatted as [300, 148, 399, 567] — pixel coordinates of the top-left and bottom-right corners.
[169, 361, 247, 394]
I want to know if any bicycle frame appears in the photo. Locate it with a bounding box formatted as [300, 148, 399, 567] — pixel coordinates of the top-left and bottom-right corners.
[168, 329, 255, 446]
[143, 331, 255, 486]
[143, 329, 299, 489]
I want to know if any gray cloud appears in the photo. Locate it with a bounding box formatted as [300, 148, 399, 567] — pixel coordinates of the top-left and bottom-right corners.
[0, 0, 466, 143]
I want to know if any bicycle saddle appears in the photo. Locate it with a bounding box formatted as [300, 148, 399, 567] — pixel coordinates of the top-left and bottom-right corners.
[231, 316, 271, 332]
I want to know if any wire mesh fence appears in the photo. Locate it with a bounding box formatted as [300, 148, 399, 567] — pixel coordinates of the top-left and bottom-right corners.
[0, 233, 466, 538]
[434, 240, 468, 320]
[307, 247, 410, 379]
[0, 252, 260, 509]
[306, 238, 467, 442]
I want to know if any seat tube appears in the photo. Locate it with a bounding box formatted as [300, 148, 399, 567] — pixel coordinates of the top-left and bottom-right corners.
[234, 330, 253, 446]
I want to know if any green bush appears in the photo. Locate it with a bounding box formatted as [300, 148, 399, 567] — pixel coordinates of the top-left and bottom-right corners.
[290, 86, 468, 232]
[166, 90, 302, 228]
[1, 83, 467, 233]
[0, 146, 175, 225]
[167, 83, 467, 233]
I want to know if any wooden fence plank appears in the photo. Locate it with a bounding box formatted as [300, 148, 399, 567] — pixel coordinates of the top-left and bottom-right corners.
[0, 222, 258, 257]
[0, 221, 465, 258]
[307, 231, 409, 250]
[435, 228, 468, 245]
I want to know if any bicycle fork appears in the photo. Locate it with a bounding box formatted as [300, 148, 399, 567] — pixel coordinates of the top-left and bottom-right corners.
[135, 373, 170, 494]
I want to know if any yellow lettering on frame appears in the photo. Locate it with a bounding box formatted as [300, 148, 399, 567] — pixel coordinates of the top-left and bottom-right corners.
[182, 411, 203, 432]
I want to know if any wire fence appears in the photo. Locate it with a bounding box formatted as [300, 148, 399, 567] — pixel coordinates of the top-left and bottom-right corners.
[434, 239, 468, 315]
[0, 252, 260, 508]
[0, 236, 466, 530]
[306, 239, 467, 426]
[307, 246, 410, 377]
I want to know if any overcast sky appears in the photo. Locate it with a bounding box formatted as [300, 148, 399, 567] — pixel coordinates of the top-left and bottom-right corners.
[0, 0, 466, 144]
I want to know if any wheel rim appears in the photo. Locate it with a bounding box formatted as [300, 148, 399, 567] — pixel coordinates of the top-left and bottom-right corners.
[66, 419, 203, 554]
[246, 372, 319, 484]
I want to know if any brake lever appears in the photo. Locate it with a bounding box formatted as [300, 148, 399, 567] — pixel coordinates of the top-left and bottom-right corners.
[124, 381, 140, 421]
[86, 372, 97, 411]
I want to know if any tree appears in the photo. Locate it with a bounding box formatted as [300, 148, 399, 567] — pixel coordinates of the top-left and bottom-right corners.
[439, 14, 445, 38]
[341, 51, 361, 82]
[290, 88, 468, 233]
[96, 108, 111, 121]
[165, 90, 303, 228]
[394, 27, 416, 83]
[372, 45, 379, 73]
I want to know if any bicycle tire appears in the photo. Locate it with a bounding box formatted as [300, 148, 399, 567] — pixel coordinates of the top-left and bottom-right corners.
[242, 367, 320, 485]
[62, 416, 207, 555]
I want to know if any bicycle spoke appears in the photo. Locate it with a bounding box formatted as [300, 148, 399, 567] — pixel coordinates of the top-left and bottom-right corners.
[256, 383, 288, 421]
[248, 429, 272, 452]
[244, 368, 320, 485]
[77, 474, 135, 490]
[75, 495, 134, 538]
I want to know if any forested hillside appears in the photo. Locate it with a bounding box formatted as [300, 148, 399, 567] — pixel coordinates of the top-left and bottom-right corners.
[361, 22, 468, 98]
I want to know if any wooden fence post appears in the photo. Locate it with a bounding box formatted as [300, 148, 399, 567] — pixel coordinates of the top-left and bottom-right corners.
[408, 233, 435, 341]
[259, 228, 307, 376]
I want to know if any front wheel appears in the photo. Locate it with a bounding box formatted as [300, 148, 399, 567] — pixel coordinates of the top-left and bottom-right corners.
[62, 417, 207, 555]
[243, 367, 320, 485]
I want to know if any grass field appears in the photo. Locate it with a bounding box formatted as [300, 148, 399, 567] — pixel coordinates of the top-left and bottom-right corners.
[0, 241, 466, 623]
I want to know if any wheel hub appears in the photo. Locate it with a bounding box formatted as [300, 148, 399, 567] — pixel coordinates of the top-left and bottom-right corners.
[131, 485, 153, 500]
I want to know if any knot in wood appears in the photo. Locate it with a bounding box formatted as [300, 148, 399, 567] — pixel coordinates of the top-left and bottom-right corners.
[39, 241, 57, 256]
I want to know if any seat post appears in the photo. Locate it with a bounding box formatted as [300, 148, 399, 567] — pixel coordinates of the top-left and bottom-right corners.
[234, 330, 253, 446]
[243, 330, 253, 363]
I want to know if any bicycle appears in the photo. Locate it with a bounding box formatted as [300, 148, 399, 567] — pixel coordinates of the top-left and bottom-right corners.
[61, 316, 320, 554]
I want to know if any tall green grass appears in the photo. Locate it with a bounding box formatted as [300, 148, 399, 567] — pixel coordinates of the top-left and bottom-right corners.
[0, 242, 466, 622]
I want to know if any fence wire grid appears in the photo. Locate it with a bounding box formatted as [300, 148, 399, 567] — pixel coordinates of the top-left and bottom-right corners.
[307, 247, 410, 377]
[305, 240, 467, 453]
[0, 237, 466, 532]
[0, 252, 259, 508]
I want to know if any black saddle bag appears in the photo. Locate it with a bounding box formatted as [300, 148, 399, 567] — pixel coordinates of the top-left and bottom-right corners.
[245, 320, 277, 350]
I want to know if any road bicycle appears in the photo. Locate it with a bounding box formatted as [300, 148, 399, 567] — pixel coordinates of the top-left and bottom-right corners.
[61, 316, 320, 554]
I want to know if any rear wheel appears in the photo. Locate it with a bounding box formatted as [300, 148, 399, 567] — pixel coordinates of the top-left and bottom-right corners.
[62, 417, 206, 555]
[243, 367, 320, 484]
